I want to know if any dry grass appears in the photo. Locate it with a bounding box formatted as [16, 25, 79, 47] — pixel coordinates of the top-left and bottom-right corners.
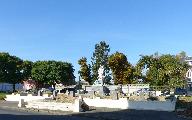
[55, 94, 76, 103]
[176, 96, 192, 118]
[128, 95, 167, 101]
[176, 96, 192, 109]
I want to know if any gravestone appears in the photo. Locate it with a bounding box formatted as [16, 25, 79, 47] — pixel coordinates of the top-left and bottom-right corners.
[38, 90, 43, 96]
[69, 90, 75, 97]
[93, 91, 96, 96]
[65, 90, 69, 95]
[111, 91, 119, 100]
[87, 90, 95, 96]
[53, 90, 58, 97]
[103, 86, 110, 95]
[20, 93, 28, 96]
[149, 91, 156, 97]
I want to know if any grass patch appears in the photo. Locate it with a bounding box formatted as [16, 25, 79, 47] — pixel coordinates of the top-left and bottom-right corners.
[0, 92, 8, 100]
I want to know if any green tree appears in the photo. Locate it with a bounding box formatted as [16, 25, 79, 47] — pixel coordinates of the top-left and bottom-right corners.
[158, 54, 188, 88]
[135, 55, 154, 83]
[22, 60, 33, 79]
[78, 57, 92, 84]
[136, 53, 189, 88]
[0, 52, 9, 83]
[59, 61, 75, 85]
[91, 41, 111, 84]
[31, 61, 47, 87]
[108, 52, 133, 84]
[0, 52, 23, 91]
[31, 61, 75, 88]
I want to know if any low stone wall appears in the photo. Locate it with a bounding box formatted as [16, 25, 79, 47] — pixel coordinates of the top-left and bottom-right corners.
[128, 100, 176, 111]
[83, 97, 176, 111]
[5, 94, 51, 102]
[26, 101, 74, 111]
[83, 98, 128, 109]
[25, 98, 84, 112]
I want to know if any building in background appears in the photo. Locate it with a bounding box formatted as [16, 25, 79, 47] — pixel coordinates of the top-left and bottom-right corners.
[185, 57, 192, 91]
[23, 79, 36, 91]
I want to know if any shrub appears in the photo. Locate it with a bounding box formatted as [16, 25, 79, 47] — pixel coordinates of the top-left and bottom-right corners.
[0, 92, 7, 100]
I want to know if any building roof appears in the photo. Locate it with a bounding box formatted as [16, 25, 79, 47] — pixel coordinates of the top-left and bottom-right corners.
[185, 57, 192, 61]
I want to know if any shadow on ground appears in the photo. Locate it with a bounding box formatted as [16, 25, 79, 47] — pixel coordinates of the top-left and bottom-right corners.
[0, 109, 191, 120]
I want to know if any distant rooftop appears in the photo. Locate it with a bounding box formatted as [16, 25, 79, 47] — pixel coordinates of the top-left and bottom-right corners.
[185, 57, 192, 61]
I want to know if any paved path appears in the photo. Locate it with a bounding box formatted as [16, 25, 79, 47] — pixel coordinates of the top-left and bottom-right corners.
[0, 108, 97, 120]
[0, 101, 191, 120]
[82, 108, 191, 120]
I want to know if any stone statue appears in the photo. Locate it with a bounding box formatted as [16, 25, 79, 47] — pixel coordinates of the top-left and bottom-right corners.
[94, 65, 105, 85]
[98, 65, 104, 81]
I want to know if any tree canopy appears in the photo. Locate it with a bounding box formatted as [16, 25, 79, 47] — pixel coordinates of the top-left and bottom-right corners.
[0, 52, 24, 91]
[91, 41, 111, 84]
[78, 57, 92, 84]
[31, 61, 75, 88]
[136, 53, 189, 88]
[22, 60, 33, 80]
[108, 52, 133, 85]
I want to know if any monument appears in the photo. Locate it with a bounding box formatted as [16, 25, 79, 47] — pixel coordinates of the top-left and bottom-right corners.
[93, 65, 105, 85]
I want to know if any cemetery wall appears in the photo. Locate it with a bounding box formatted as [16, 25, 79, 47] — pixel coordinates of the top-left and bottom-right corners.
[5, 94, 51, 102]
[25, 98, 83, 112]
[83, 97, 176, 111]
[83, 98, 128, 109]
[26, 101, 74, 111]
[0, 83, 23, 92]
[127, 100, 176, 111]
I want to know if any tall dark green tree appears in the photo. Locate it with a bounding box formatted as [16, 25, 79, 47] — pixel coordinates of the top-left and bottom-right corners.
[78, 57, 92, 84]
[0, 52, 9, 83]
[0, 52, 23, 92]
[22, 60, 33, 80]
[91, 41, 111, 84]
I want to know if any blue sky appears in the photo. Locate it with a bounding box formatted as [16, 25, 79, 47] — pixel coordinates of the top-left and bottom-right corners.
[0, 0, 192, 79]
